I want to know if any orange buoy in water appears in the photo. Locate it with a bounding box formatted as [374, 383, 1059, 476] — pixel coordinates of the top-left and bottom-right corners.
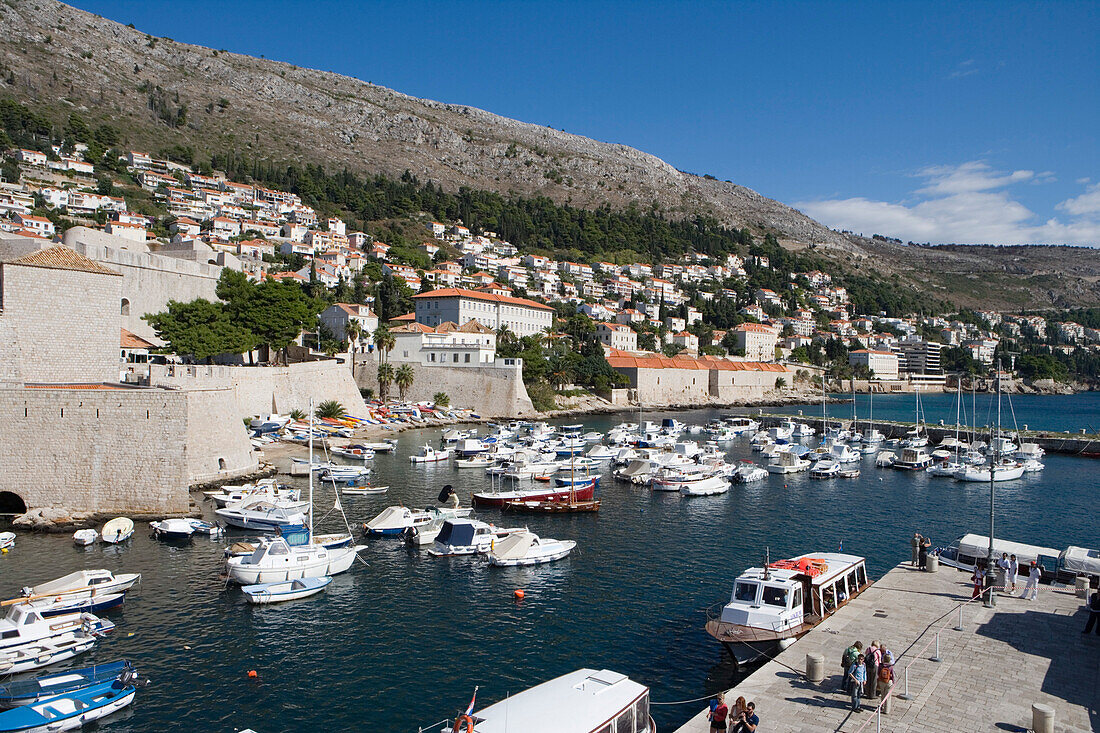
[513, 589, 525, 600]
[247, 670, 258, 679]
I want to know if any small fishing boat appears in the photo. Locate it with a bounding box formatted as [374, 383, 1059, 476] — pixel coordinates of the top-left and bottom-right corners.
[363, 505, 472, 537]
[340, 484, 389, 496]
[472, 482, 595, 507]
[409, 445, 452, 463]
[929, 459, 963, 477]
[0, 660, 133, 707]
[678, 476, 731, 496]
[501, 497, 601, 513]
[215, 501, 306, 531]
[809, 457, 840, 479]
[0, 607, 114, 675]
[99, 518, 134, 544]
[0, 532, 15, 551]
[586, 444, 615, 461]
[187, 519, 223, 536]
[733, 461, 768, 483]
[149, 518, 194, 541]
[20, 569, 141, 600]
[71, 529, 98, 547]
[427, 519, 526, 556]
[241, 576, 332, 604]
[454, 456, 493, 469]
[0, 676, 138, 731]
[875, 451, 896, 467]
[766, 450, 811, 474]
[28, 592, 125, 618]
[836, 468, 861, 479]
[487, 531, 576, 566]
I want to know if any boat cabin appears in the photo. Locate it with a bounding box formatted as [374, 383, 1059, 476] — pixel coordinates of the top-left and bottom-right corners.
[936, 534, 1060, 580]
[434, 520, 492, 548]
[717, 553, 869, 634]
[471, 668, 653, 733]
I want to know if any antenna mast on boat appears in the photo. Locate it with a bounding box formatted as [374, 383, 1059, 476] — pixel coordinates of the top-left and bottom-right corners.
[308, 397, 314, 537]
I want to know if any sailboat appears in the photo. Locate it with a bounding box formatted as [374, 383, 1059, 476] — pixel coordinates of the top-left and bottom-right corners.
[931, 380, 967, 477]
[225, 400, 366, 585]
[955, 369, 1024, 482]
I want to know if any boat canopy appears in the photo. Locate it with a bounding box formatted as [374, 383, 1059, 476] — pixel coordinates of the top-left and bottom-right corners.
[954, 534, 1059, 564]
[366, 506, 409, 530]
[436, 520, 476, 546]
[1060, 546, 1100, 576]
[619, 460, 652, 477]
[491, 531, 536, 560]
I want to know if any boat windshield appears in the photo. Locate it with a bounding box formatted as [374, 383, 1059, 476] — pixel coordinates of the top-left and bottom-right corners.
[733, 581, 758, 603]
[761, 585, 789, 607]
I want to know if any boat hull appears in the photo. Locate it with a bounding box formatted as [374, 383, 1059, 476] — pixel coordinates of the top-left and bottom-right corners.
[472, 484, 595, 507]
[225, 546, 362, 584]
[488, 545, 575, 566]
[242, 576, 332, 604]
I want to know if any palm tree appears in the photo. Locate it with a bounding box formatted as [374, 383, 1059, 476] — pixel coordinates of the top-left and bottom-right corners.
[315, 400, 346, 419]
[376, 362, 394, 402]
[345, 320, 362, 354]
[433, 392, 450, 408]
[289, 408, 306, 421]
[394, 364, 414, 402]
[373, 324, 395, 365]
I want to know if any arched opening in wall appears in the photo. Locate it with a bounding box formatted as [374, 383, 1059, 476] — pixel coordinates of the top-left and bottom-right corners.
[0, 491, 27, 515]
[218, 458, 227, 471]
[120, 298, 130, 316]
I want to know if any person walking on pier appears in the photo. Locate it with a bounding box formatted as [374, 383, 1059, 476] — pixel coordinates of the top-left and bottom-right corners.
[1008, 554, 1019, 593]
[848, 653, 867, 712]
[708, 692, 728, 732]
[1020, 561, 1041, 601]
[865, 641, 882, 698]
[911, 532, 921, 566]
[840, 641, 862, 692]
[1083, 588, 1100, 635]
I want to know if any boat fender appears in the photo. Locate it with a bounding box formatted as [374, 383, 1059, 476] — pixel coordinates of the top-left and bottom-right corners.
[452, 715, 474, 733]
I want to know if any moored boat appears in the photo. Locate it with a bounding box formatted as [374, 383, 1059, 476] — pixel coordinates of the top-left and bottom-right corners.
[99, 517, 134, 544]
[410, 445, 452, 463]
[241, 576, 332, 604]
[363, 505, 472, 537]
[0, 660, 133, 707]
[20, 569, 141, 600]
[71, 529, 98, 547]
[706, 552, 871, 666]
[427, 519, 525, 556]
[149, 518, 194, 541]
[215, 501, 306, 531]
[487, 531, 576, 566]
[0, 676, 139, 731]
[472, 482, 595, 507]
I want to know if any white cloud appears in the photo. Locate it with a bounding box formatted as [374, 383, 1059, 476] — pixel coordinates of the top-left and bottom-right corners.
[796, 161, 1100, 246]
[949, 59, 979, 79]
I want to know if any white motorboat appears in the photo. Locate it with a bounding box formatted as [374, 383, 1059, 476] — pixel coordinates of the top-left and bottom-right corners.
[188, 519, 223, 536]
[428, 519, 526, 556]
[410, 445, 452, 463]
[706, 553, 871, 666]
[724, 417, 759, 435]
[1016, 442, 1045, 461]
[359, 440, 397, 453]
[809, 457, 840, 478]
[0, 532, 15, 550]
[828, 443, 860, 463]
[225, 530, 364, 584]
[215, 501, 306, 531]
[330, 446, 375, 461]
[0, 606, 113, 675]
[892, 447, 933, 471]
[20, 569, 141, 601]
[586, 444, 615, 461]
[792, 422, 816, 438]
[863, 428, 885, 444]
[340, 484, 389, 495]
[454, 456, 493, 469]
[768, 421, 795, 441]
[204, 480, 300, 509]
[613, 459, 653, 484]
[678, 476, 731, 496]
[936, 533, 1059, 573]
[955, 459, 1025, 482]
[733, 461, 768, 483]
[875, 451, 896, 467]
[72, 529, 98, 546]
[241, 576, 332, 604]
[363, 505, 472, 536]
[100, 517, 134, 544]
[1021, 458, 1044, 472]
[452, 668, 654, 733]
[487, 531, 576, 566]
[929, 459, 964, 477]
[766, 450, 811, 474]
[150, 518, 194, 541]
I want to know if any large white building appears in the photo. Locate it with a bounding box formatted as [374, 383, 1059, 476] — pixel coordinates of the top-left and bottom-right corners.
[731, 323, 779, 362]
[389, 320, 497, 366]
[848, 349, 900, 380]
[596, 322, 638, 352]
[413, 288, 554, 337]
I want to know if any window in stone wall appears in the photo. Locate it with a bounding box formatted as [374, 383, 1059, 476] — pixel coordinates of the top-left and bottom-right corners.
[121, 298, 130, 316]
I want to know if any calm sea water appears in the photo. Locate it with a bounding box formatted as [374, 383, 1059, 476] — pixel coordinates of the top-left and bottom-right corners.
[771, 390, 1100, 434]
[1, 407, 1096, 732]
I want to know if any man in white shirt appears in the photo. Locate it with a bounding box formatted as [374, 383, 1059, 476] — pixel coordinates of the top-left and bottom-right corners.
[1019, 561, 1041, 601]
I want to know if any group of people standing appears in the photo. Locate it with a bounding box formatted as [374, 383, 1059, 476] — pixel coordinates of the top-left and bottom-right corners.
[840, 640, 894, 713]
[707, 694, 758, 732]
[911, 532, 932, 569]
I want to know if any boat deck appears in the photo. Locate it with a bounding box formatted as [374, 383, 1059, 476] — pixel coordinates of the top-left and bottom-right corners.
[677, 562, 1099, 733]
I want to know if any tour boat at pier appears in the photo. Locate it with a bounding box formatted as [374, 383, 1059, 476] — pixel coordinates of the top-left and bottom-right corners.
[935, 533, 1060, 575]
[486, 531, 576, 566]
[891, 446, 933, 470]
[453, 668, 654, 733]
[706, 552, 871, 666]
[472, 482, 595, 507]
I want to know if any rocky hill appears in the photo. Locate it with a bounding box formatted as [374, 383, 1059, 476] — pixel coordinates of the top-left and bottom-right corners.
[1, 0, 1098, 310]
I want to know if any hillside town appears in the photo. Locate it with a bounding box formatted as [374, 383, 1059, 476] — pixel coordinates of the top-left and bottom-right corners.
[1, 143, 1095, 398]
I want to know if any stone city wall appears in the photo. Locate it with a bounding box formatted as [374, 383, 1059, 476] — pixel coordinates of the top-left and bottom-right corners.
[618, 365, 788, 406]
[353, 354, 535, 417]
[150, 360, 365, 418]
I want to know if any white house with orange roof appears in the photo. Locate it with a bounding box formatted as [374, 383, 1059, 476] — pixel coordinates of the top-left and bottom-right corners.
[596, 322, 638, 352]
[15, 149, 47, 166]
[210, 216, 241, 239]
[414, 287, 554, 337]
[390, 319, 497, 366]
[104, 220, 147, 243]
[671, 331, 699, 354]
[732, 322, 779, 361]
[13, 213, 54, 237]
[319, 302, 379, 350]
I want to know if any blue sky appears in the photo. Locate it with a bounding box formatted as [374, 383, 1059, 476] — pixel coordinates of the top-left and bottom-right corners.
[70, 0, 1099, 245]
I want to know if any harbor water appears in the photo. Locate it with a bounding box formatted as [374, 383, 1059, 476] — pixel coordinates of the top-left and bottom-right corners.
[0, 407, 1096, 732]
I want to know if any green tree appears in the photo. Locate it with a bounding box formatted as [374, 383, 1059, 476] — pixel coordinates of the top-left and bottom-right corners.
[433, 391, 450, 408]
[215, 270, 321, 362]
[394, 364, 415, 401]
[376, 362, 395, 402]
[373, 324, 395, 364]
[315, 400, 346, 419]
[143, 299, 256, 362]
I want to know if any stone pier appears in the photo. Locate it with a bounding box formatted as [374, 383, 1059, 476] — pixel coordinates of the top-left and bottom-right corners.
[675, 562, 1098, 732]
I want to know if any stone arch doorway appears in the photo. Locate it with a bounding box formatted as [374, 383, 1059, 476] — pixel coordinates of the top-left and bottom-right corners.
[0, 491, 27, 515]
[121, 298, 130, 316]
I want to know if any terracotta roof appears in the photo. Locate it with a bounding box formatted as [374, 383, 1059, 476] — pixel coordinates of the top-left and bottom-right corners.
[413, 287, 554, 312]
[390, 312, 416, 323]
[121, 328, 156, 350]
[456, 319, 494, 334]
[606, 353, 788, 372]
[733, 322, 777, 333]
[334, 303, 376, 317]
[392, 322, 435, 334]
[7, 246, 120, 276]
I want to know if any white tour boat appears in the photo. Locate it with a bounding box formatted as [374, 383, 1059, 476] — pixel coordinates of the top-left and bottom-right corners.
[706, 553, 871, 666]
[935, 533, 1059, 575]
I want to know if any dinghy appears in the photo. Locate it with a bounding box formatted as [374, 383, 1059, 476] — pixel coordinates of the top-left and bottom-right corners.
[0, 676, 138, 731]
[241, 576, 332, 604]
[340, 484, 389, 496]
[0, 532, 14, 551]
[99, 518, 134, 544]
[487, 531, 576, 567]
[0, 607, 114, 675]
[71, 529, 98, 546]
[0, 660, 133, 707]
[149, 518, 194, 541]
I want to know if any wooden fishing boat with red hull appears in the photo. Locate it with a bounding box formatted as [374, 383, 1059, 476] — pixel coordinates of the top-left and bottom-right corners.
[472, 481, 595, 508]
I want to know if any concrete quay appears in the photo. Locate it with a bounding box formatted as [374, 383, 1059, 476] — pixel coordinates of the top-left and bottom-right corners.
[675, 562, 1098, 732]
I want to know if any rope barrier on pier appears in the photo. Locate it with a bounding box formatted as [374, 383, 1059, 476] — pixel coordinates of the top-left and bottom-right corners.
[651, 694, 719, 706]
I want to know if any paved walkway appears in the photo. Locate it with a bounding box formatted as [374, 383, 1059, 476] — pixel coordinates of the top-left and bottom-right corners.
[674, 563, 1099, 732]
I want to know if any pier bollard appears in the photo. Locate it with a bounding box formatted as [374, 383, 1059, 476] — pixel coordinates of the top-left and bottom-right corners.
[1032, 703, 1054, 733]
[994, 568, 1006, 593]
[806, 652, 825, 684]
[1075, 576, 1089, 599]
[925, 554, 938, 572]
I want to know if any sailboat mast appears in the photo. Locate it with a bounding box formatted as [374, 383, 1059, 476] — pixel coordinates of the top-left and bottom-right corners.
[308, 397, 314, 536]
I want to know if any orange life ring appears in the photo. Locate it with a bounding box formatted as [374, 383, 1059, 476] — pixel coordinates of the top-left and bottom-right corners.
[452, 714, 474, 733]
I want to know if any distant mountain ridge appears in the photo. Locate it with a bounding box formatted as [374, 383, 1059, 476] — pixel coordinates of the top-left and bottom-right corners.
[3, 0, 1100, 310]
